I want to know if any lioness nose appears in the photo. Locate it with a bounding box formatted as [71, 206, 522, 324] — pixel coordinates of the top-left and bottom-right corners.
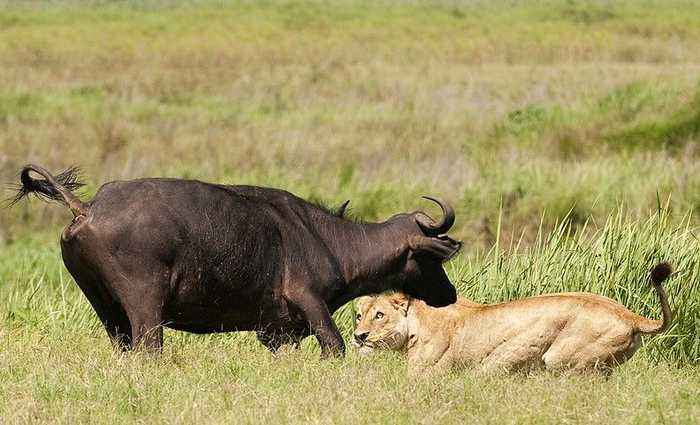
[354, 332, 369, 343]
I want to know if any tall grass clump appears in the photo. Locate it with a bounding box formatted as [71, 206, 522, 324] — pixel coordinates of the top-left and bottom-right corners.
[334, 208, 700, 364]
[2, 209, 699, 363]
[460, 209, 699, 364]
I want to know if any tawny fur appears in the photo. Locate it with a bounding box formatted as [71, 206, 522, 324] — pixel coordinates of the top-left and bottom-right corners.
[353, 263, 672, 375]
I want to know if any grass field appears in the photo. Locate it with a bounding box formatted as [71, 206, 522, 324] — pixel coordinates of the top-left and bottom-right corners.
[2, 0, 700, 423]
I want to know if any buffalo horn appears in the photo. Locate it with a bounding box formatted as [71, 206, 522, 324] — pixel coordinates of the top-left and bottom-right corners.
[415, 196, 455, 235]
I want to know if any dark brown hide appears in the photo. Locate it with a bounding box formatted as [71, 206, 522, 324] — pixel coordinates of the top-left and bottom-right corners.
[12, 165, 461, 356]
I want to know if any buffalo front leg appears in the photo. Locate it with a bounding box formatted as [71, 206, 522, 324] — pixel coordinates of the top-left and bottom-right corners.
[285, 291, 345, 357]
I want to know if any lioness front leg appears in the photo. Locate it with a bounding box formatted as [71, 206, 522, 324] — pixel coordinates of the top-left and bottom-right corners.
[407, 338, 451, 376]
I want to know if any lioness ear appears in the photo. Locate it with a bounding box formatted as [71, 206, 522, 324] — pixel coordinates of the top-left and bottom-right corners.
[408, 235, 462, 262]
[388, 292, 410, 316]
[356, 296, 373, 312]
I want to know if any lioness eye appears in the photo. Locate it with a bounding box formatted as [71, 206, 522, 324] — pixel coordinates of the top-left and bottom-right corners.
[375, 311, 384, 320]
[356, 313, 361, 321]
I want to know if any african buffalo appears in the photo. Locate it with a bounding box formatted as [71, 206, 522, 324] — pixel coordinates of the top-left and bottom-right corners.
[11, 165, 461, 356]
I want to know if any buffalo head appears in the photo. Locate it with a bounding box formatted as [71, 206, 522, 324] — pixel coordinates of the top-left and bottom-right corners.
[382, 196, 461, 307]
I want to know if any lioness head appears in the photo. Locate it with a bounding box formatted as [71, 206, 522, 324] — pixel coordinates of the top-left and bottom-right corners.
[353, 292, 410, 355]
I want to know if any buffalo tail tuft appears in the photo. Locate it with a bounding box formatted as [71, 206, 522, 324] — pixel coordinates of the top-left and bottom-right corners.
[6, 165, 84, 208]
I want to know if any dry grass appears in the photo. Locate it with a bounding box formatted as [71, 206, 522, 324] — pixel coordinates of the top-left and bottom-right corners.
[2, 0, 700, 248]
[2, 328, 699, 424]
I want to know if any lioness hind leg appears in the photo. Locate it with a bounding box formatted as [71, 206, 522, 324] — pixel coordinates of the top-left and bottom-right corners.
[543, 331, 636, 373]
[480, 330, 550, 374]
[481, 349, 546, 374]
[541, 336, 586, 372]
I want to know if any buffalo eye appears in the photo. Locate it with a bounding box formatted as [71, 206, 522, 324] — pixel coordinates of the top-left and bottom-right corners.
[375, 311, 384, 320]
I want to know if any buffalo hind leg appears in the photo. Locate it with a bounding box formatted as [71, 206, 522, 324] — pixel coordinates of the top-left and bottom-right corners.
[63, 258, 133, 350]
[285, 290, 345, 357]
[81, 283, 133, 350]
[108, 276, 166, 353]
[123, 300, 164, 353]
[101, 301, 133, 351]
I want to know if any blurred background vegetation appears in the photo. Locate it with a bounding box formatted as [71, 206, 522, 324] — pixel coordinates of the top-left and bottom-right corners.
[2, 0, 700, 251]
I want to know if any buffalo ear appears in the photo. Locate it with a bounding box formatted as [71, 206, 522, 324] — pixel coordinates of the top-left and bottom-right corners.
[335, 200, 350, 218]
[388, 292, 410, 316]
[408, 235, 462, 262]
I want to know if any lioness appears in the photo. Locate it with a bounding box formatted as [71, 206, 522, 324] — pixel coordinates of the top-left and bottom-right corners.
[353, 263, 672, 375]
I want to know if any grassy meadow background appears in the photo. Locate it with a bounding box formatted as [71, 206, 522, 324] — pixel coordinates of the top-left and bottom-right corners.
[1, 0, 700, 423]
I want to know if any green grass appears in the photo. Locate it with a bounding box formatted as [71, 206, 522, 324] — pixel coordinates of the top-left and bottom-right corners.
[2, 331, 698, 424]
[2, 0, 700, 423]
[2, 209, 700, 423]
[1, 337, 699, 423]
